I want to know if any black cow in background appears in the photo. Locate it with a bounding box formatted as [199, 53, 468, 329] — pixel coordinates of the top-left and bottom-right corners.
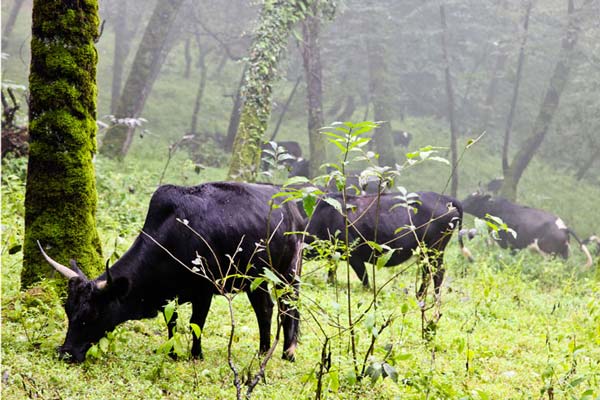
[306, 191, 471, 296]
[461, 192, 593, 267]
[39, 182, 304, 362]
[392, 130, 413, 147]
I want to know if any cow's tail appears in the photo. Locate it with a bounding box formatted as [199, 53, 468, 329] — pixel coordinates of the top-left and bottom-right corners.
[454, 201, 473, 262]
[567, 228, 593, 268]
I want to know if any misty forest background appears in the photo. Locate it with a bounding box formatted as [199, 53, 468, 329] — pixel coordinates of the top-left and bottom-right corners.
[2, 0, 600, 399]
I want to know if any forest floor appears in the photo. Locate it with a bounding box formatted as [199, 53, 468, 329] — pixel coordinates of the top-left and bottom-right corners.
[1, 148, 599, 399]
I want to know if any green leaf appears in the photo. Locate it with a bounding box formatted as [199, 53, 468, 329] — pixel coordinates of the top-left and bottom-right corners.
[164, 301, 176, 324]
[86, 344, 99, 359]
[99, 337, 109, 353]
[284, 176, 309, 186]
[262, 268, 283, 285]
[190, 323, 201, 339]
[302, 194, 317, 218]
[323, 197, 343, 214]
[382, 363, 398, 382]
[376, 249, 395, 269]
[250, 277, 266, 292]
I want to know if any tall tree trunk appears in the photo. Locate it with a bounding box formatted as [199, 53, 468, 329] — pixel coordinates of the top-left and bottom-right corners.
[336, 96, 356, 122]
[110, 0, 129, 115]
[100, 0, 185, 159]
[224, 65, 247, 151]
[502, 0, 532, 175]
[184, 37, 192, 79]
[227, 0, 313, 181]
[481, 48, 508, 133]
[23, 0, 103, 287]
[1, 0, 26, 49]
[501, 0, 584, 200]
[301, 2, 327, 178]
[365, 26, 396, 166]
[440, 4, 459, 197]
[190, 48, 210, 135]
[270, 76, 302, 141]
[575, 146, 600, 181]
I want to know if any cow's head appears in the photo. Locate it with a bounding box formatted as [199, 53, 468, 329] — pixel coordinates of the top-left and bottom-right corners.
[461, 192, 492, 217]
[38, 242, 130, 362]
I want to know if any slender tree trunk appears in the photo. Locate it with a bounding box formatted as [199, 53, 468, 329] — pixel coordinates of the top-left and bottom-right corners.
[481, 48, 508, 132]
[100, 0, 185, 159]
[440, 4, 459, 197]
[502, 0, 532, 175]
[110, 0, 129, 115]
[336, 96, 356, 122]
[301, 2, 327, 178]
[228, 0, 313, 181]
[365, 25, 396, 167]
[224, 65, 247, 151]
[1, 0, 26, 49]
[184, 37, 192, 79]
[270, 76, 302, 141]
[190, 49, 210, 135]
[501, 0, 584, 200]
[23, 0, 103, 287]
[575, 146, 600, 181]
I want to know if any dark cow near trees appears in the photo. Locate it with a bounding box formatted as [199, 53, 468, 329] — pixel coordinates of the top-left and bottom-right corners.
[39, 182, 304, 362]
[461, 192, 593, 267]
[306, 191, 470, 295]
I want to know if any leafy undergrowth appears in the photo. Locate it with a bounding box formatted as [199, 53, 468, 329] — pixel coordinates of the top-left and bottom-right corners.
[2, 155, 599, 399]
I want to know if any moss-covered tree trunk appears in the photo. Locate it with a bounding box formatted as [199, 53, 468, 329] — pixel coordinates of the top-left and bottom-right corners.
[22, 0, 103, 288]
[500, 0, 583, 200]
[227, 0, 314, 181]
[365, 14, 396, 168]
[100, 0, 185, 159]
[301, 2, 327, 178]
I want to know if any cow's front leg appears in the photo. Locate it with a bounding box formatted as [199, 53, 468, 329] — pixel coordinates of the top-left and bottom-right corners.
[163, 305, 179, 360]
[190, 294, 213, 359]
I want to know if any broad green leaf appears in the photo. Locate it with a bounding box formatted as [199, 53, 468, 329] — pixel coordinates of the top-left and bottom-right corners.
[250, 277, 266, 292]
[164, 301, 176, 324]
[323, 197, 343, 214]
[190, 323, 201, 339]
[262, 268, 283, 285]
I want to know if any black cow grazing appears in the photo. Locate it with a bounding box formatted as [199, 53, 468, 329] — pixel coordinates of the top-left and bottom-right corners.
[306, 191, 470, 295]
[392, 130, 413, 147]
[289, 158, 310, 178]
[39, 182, 304, 362]
[461, 193, 593, 267]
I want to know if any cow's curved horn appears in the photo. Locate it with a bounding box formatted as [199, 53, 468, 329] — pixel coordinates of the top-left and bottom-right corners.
[37, 241, 81, 280]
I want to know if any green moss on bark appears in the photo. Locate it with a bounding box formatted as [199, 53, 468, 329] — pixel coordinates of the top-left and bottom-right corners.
[22, 0, 103, 288]
[227, 0, 315, 181]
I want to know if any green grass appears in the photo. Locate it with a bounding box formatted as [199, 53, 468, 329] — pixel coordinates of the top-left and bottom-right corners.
[2, 149, 599, 399]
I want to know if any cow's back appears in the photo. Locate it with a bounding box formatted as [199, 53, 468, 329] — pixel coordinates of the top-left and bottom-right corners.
[143, 182, 302, 281]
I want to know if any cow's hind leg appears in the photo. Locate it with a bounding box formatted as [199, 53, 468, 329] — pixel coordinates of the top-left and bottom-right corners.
[247, 282, 274, 355]
[349, 255, 369, 288]
[189, 294, 213, 359]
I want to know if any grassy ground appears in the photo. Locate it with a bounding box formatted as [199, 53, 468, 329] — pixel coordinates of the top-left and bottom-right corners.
[2, 148, 599, 399]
